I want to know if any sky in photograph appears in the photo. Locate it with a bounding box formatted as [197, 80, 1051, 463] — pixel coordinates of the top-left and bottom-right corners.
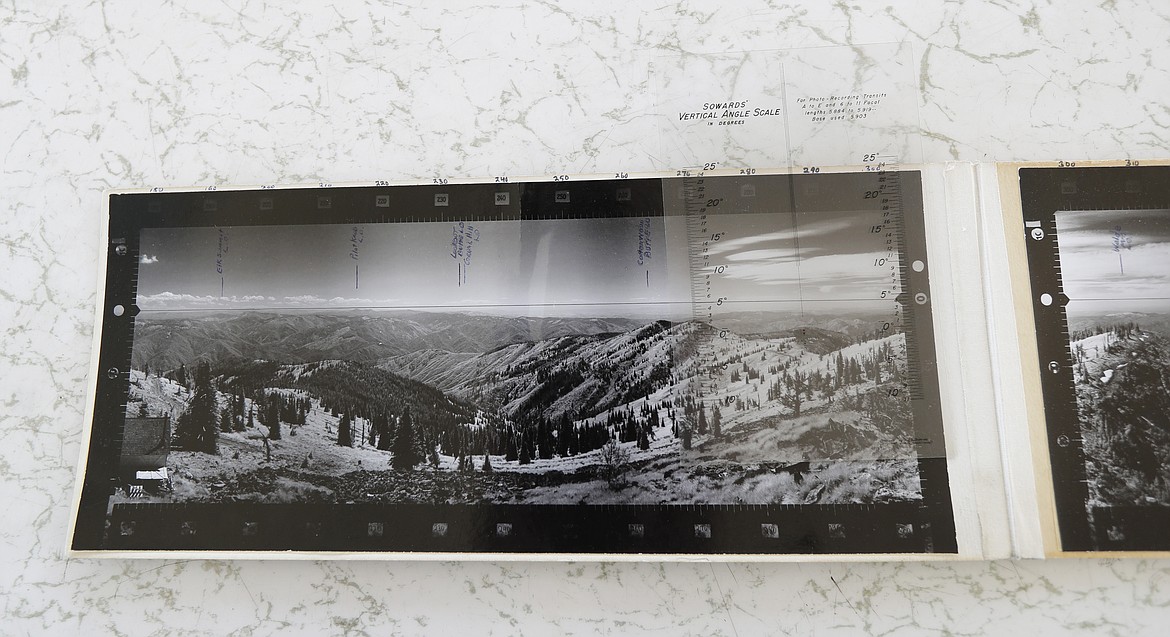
[137, 218, 685, 317]
[704, 209, 899, 315]
[137, 207, 903, 318]
[1056, 209, 1170, 316]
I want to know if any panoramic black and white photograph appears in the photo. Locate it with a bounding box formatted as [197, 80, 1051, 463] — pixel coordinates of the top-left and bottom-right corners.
[112, 198, 924, 518]
[1057, 209, 1170, 511]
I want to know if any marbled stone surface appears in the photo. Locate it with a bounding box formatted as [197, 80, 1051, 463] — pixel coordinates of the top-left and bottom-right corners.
[2, 1, 1168, 634]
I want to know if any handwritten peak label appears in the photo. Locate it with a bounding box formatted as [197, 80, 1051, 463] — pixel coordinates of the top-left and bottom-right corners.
[1112, 225, 1133, 274]
[1112, 225, 1133, 252]
[350, 226, 364, 260]
[216, 229, 228, 275]
[215, 228, 229, 297]
[350, 226, 364, 288]
[451, 222, 480, 286]
[637, 218, 653, 266]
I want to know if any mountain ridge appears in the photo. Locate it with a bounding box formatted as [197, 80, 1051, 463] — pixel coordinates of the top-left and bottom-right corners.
[131, 311, 650, 370]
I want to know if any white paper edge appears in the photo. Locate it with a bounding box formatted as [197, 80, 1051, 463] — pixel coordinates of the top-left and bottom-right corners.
[941, 162, 1013, 558]
[64, 189, 115, 557]
[977, 163, 1047, 558]
[915, 164, 995, 559]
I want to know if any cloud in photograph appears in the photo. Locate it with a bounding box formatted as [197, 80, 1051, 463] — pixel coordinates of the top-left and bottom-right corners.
[708, 210, 897, 303]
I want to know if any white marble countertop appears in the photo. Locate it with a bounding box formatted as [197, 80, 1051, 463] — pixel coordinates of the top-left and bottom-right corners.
[2, 1, 1168, 634]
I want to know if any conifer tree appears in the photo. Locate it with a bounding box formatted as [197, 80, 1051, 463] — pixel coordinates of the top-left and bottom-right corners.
[376, 412, 392, 451]
[637, 421, 650, 451]
[538, 418, 554, 460]
[556, 414, 569, 457]
[233, 392, 246, 431]
[337, 412, 353, 447]
[505, 430, 519, 462]
[267, 400, 282, 440]
[518, 431, 532, 465]
[391, 408, 421, 469]
[781, 369, 807, 417]
[174, 362, 216, 454]
[219, 404, 233, 434]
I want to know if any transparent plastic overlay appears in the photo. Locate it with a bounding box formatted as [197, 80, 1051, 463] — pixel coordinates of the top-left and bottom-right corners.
[649, 43, 932, 504]
[652, 42, 922, 170]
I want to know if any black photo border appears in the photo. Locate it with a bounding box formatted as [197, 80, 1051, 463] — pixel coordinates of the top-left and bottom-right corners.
[1018, 165, 1170, 552]
[71, 170, 957, 557]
